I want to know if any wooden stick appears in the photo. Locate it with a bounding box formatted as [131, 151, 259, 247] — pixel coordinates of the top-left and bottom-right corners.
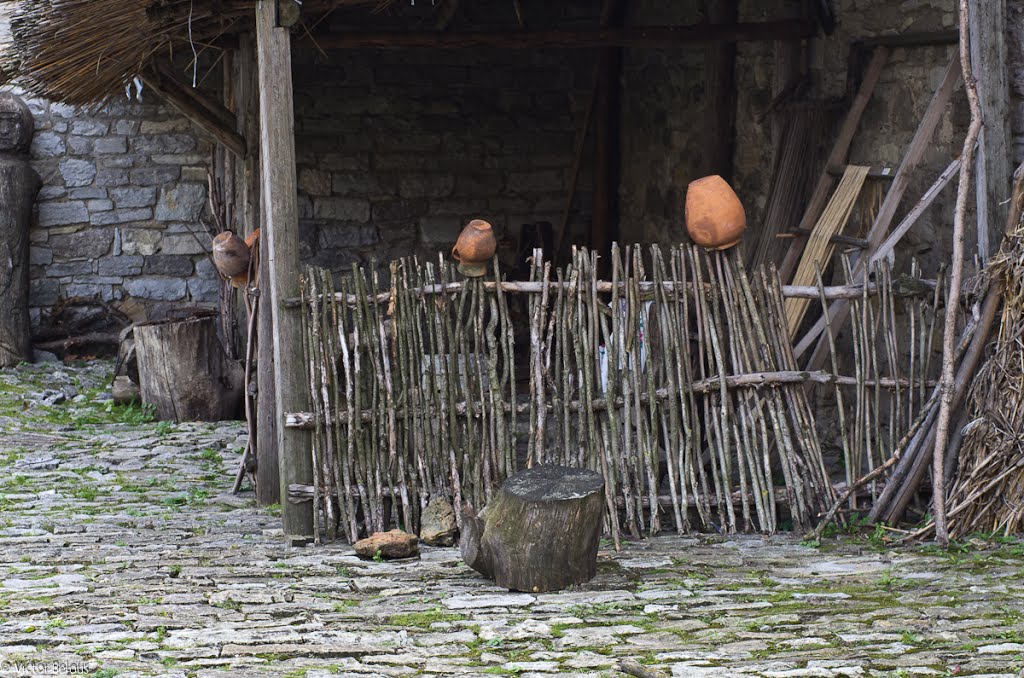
[283, 278, 938, 307]
[932, 0, 983, 546]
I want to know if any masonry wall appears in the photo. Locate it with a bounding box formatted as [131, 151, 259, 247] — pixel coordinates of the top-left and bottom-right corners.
[19, 91, 217, 327]
[290, 46, 594, 276]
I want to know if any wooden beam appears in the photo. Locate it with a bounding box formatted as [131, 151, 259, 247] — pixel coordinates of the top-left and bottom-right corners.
[591, 0, 624, 273]
[855, 29, 959, 48]
[303, 21, 816, 50]
[702, 0, 739, 181]
[969, 0, 1011, 261]
[256, 0, 313, 540]
[796, 55, 962, 364]
[777, 46, 890, 283]
[141, 70, 247, 158]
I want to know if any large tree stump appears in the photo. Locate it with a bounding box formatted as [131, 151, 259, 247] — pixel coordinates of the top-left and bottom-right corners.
[461, 465, 605, 593]
[134, 315, 244, 421]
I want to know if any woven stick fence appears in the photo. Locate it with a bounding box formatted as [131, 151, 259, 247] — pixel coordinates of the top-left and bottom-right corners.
[292, 244, 943, 544]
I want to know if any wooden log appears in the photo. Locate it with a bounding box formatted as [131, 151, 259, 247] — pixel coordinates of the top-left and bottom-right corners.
[133, 315, 244, 421]
[140, 69, 247, 158]
[460, 465, 605, 592]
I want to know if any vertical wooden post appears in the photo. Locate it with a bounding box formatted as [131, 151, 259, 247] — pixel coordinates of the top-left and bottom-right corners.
[969, 0, 1010, 261]
[236, 32, 279, 507]
[591, 0, 624, 276]
[255, 0, 313, 539]
[701, 0, 739, 180]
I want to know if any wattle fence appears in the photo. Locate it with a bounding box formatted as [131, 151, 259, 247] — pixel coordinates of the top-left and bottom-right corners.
[290, 244, 943, 545]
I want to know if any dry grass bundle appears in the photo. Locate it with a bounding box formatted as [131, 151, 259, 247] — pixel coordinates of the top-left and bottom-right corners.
[945, 224, 1024, 539]
[5, 0, 393, 106]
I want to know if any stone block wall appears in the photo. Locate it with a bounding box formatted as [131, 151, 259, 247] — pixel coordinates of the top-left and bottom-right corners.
[21, 90, 216, 327]
[290, 46, 595, 277]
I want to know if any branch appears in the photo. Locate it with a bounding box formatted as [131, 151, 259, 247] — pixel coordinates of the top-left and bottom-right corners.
[932, 0, 984, 547]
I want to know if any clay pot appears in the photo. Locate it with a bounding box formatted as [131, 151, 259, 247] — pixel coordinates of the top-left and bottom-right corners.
[452, 219, 497, 277]
[229, 228, 260, 288]
[213, 231, 251, 279]
[684, 175, 746, 250]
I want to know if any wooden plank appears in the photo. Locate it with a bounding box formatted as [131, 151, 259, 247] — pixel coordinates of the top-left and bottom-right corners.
[969, 0, 1011, 261]
[797, 54, 961, 364]
[590, 0, 624, 274]
[868, 156, 962, 266]
[306, 21, 816, 50]
[256, 0, 312, 538]
[777, 46, 890, 283]
[141, 70, 247, 158]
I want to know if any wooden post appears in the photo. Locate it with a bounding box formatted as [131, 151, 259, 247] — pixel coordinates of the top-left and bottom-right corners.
[591, 0, 624, 275]
[236, 32, 278, 507]
[702, 0, 739, 180]
[256, 0, 313, 539]
[969, 0, 1010, 261]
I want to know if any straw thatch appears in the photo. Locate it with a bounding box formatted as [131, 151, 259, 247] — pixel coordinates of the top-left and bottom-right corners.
[3, 0, 391, 106]
[944, 222, 1024, 539]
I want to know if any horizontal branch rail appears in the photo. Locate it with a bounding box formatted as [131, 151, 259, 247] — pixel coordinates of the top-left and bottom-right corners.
[285, 371, 935, 429]
[283, 278, 938, 308]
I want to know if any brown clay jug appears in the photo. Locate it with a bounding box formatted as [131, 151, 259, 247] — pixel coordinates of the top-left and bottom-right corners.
[684, 175, 746, 250]
[452, 219, 497, 277]
[213, 231, 251, 278]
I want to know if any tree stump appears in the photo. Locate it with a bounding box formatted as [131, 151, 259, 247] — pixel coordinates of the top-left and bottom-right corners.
[134, 315, 244, 422]
[460, 465, 605, 592]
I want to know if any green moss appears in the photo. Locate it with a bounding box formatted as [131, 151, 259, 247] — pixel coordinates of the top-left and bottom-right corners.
[388, 607, 468, 628]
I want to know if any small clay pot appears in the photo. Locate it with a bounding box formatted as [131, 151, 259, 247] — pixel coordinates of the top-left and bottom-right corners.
[452, 219, 497, 277]
[684, 175, 746, 250]
[213, 231, 251, 279]
[229, 228, 260, 288]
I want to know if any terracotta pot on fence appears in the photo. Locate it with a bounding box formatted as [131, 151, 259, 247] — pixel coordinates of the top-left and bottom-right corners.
[684, 175, 746, 250]
[213, 231, 251, 279]
[452, 219, 497, 277]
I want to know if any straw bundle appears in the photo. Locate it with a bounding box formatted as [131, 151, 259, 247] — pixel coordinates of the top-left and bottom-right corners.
[944, 224, 1024, 539]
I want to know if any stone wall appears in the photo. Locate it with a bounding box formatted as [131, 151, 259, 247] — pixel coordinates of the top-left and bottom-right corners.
[2, 4, 218, 331]
[290, 46, 594, 276]
[22, 91, 216, 326]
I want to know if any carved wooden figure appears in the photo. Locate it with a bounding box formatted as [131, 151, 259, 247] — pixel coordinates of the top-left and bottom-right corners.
[0, 93, 41, 367]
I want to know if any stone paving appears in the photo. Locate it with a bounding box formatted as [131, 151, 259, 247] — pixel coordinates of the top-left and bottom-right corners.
[2, 361, 1024, 678]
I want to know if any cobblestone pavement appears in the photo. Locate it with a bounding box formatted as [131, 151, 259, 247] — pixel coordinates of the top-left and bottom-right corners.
[2, 362, 1024, 678]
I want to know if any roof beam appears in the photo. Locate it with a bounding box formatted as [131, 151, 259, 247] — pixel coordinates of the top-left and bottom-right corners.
[141, 69, 247, 158]
[302, 20, 815, 50]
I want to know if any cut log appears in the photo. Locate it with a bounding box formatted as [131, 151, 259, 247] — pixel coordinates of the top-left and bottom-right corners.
[134, 315, 244, 422]
[460, 465, 605, 593]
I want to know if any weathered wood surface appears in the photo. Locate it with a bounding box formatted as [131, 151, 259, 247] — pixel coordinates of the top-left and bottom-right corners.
[461, 465, 605, 593]
[256, 0, 312, 538]
[969, 0, 1010, 261]
[0, 93, 41, 367]
[134, 316, 244, 422]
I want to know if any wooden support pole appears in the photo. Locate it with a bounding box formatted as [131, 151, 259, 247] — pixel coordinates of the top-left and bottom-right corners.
[777, 47, 890, 283]
[304, 21, 816, 50]
[591, 0, 624, 273]
[256, 0, 313, 539]
[141, 69, 247, 158]
[702, 0, 739, 181]
[968, 0, 1010, 261]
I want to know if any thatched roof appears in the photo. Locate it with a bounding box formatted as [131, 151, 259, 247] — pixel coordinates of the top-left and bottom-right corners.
[3, 0, 389, 106]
